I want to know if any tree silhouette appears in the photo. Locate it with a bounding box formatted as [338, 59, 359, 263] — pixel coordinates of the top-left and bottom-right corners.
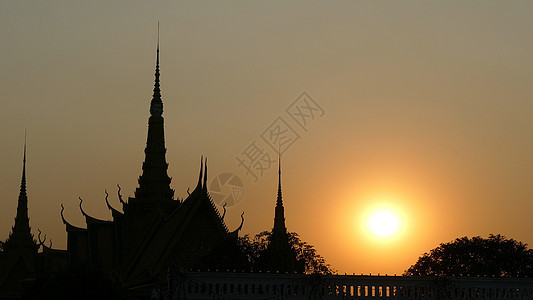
[245, 231, 333, 274]
[405, 234, 533, 277]
[208, 231, 333, 274]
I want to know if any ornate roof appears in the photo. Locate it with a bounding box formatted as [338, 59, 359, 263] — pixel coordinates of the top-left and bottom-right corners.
[60, 204, 86, 233]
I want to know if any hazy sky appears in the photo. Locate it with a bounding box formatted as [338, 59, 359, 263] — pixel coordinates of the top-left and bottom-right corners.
[1, 1, 532, 275]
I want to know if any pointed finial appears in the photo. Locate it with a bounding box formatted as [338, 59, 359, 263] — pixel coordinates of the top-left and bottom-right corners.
[150, 23, 163, 116]
[156, 21, 160, 66]
[20, 130, 27, 196]
[24, 129, 27, 164]
[278, 150, 281, 190]
[277, 150, 282, 206]
[277, 142, 281, 190]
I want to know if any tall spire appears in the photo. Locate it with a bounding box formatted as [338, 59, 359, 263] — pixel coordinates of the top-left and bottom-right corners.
[272, 154, 286, 235]
[150, 22, 162, 117]
[21, 132, 27, 197]
[265, 154, 302, 274]
[4, 134, 36, 249]
[135, 26, 174, 201]
[277, 156, 282, 205]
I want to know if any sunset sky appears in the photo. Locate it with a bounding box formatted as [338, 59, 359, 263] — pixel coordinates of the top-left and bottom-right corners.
[1, 1, 532, 275]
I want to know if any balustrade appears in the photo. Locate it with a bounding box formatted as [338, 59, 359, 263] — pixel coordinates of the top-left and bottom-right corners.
[165, 271, 533, 300]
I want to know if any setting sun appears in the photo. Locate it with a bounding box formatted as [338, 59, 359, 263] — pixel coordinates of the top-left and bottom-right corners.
[367, 210, 400, 238]
[358, 200, 407, 243]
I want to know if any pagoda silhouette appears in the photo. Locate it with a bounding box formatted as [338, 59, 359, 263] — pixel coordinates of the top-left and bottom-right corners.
[57, 39, 244, 286]
[260, 158, 304, 273]
[0, 141, 40, 298]
[0, 40, 248, 298]
[0, 37, 302, 299]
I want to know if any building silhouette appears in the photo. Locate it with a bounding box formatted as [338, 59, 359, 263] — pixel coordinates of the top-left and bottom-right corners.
[0, 42, 245, 298]
[0, 40, 301, 299]
[58, 42, 244, 291]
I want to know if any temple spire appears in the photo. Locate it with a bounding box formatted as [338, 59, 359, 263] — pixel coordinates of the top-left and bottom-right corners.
[277, 156, 282, 205]
[21, 133, 27, 196]
[264, 154, 302, 273]
[4, 135, 36, 249]
[272, 154, 286, 235]
[150, 22, 162, 117]
[135, 27, 174, 201]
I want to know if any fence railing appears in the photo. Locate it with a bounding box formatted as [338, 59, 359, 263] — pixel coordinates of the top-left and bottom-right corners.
[165, 271, 533, 300]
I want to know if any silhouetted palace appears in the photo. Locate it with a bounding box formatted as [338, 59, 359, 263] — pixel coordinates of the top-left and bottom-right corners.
[2, 43, 533, 300]
[0, 42, 249, 298]
[59, 42, 245, 287]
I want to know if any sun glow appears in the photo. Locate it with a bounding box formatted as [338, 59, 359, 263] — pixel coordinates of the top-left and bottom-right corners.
[367, 210, 400, 238]
[361, 203, 406, 242]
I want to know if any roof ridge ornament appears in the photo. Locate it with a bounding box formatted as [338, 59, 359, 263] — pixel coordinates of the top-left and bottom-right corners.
[60, 203, 87, 231]
[79, 197, 88, 217]
[37, 228, 46, 247]
[229, 211, 245, 237]
[105, 189, 124, 216]
[60, 204, 66, 224]
[104, 190, 113, 211]
[202, 157, 208, 192]
[221, 203, 227, 220]
[117, 184, 126, 205]
[197, 156, 204, 190]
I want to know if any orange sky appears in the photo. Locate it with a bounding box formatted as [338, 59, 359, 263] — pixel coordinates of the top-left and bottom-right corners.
[1, 1, 532, 275]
